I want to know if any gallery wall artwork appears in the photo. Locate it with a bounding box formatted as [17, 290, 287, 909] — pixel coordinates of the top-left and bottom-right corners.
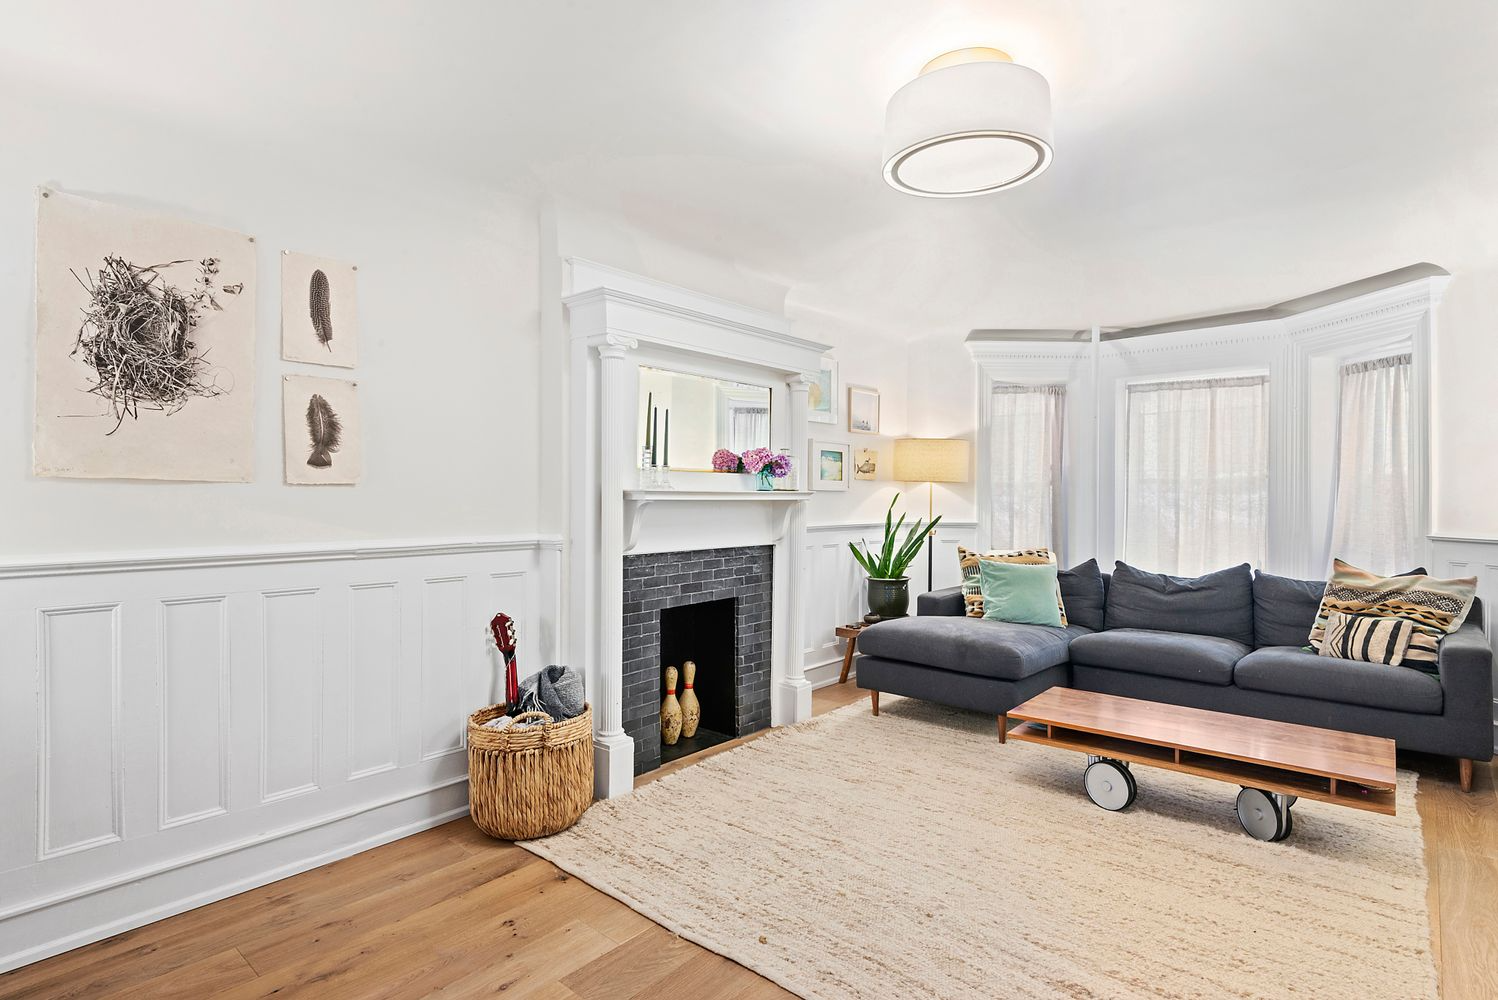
[283, 374, 363, 484]
[281, 250, 357, 368]
[848, 384, 880, 434]
[808, 358, 838, 425]
[811, 439, 851, 491]
[855, 448, 878, 480]
[33, 189, 256, 481]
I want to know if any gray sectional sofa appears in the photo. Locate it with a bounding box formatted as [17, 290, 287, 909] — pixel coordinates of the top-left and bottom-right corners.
[855, 560, 1494, 790]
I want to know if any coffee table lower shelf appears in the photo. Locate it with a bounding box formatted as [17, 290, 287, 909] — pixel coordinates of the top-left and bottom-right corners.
[1007, 721, 1396, 816]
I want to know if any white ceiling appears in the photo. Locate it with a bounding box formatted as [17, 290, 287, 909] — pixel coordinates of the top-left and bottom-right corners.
[6, 0, 1498, 334]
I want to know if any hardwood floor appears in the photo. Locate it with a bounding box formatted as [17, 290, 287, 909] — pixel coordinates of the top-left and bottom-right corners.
[2, 680, 1493, 1000]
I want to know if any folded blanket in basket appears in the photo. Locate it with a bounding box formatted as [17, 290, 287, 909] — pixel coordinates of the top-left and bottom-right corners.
[517, 664, 585, 721]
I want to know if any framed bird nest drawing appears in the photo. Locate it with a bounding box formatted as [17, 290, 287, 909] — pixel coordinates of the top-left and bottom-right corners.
[33, 189, 256, 481]
[282, 374, 362, 485]
[281, 250, 357, 368]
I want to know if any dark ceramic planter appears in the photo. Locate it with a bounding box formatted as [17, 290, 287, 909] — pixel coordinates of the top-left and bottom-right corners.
[864, 576, 910, 624]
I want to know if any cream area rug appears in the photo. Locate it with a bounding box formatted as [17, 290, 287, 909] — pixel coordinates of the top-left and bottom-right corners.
[520, 697, 1436, 1000]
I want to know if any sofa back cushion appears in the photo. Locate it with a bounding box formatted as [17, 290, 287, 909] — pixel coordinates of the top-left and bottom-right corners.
[1058, 559, 1106, 632]
[1105, 561, 1255, 646]
[1252, 570, 1326, 648]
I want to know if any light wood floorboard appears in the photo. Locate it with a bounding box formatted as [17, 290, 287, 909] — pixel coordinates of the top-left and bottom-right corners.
[2, 678, 1492, 999]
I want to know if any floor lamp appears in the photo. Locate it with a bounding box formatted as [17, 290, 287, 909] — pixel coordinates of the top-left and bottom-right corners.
[892, 438, 970, 593]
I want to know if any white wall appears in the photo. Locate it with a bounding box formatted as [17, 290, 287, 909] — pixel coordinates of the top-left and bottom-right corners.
[1, 87, 542, 558]
[0, 85, 561, 972]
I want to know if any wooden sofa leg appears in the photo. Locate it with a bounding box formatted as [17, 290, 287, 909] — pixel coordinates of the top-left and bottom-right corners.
[1459, 757, 1473, 792]
[997, 713, 1007, 744]
[870, 690, 879, 716]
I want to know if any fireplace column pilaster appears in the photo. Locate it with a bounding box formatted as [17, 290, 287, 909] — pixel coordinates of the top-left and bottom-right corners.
[775, 373, 815, 725]
[595, 334, 638, 798]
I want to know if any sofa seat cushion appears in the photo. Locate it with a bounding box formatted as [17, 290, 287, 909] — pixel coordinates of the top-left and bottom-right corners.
[1233, 646, 1444, 715]
[1068, 629, 1249, 685]
[856, 617, 1091, 682]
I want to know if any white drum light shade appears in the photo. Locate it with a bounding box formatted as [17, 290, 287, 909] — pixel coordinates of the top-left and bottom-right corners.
[883, 48, 1053, 198]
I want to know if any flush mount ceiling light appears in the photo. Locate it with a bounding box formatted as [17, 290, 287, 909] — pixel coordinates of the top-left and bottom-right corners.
[882, 46, 1053, 198]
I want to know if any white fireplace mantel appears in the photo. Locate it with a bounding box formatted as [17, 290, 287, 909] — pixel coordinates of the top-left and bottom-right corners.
[563, 259, 831, 798]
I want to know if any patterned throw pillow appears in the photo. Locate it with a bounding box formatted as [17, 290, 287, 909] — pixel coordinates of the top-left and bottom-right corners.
[1318, 611, 1415, 666]
[1309, 559, 1477, 668]
[957, 546, 1067, 625]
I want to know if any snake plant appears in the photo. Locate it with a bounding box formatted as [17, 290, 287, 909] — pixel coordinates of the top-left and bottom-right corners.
[848, 494, 941, 580]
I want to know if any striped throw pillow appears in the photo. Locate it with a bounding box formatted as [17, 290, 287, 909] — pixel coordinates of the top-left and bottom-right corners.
[1309, 559, 1476, 667]
[957, 546, 1066, 624]
[1318, 611, 1415, 666]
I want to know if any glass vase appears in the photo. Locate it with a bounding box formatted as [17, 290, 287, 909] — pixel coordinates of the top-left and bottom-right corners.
[756, 468, 775, 491]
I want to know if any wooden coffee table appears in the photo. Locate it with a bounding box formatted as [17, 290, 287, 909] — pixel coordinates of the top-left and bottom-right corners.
[1003, 688, 1397, 842]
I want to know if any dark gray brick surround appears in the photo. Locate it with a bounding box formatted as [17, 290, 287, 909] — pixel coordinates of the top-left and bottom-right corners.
[622, 545, 774, 775]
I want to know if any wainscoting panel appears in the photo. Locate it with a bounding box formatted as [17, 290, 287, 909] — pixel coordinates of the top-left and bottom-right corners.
[1430, 537, 1498, 750]
[347, 583, 401, 780]
[801, 522, 976, 685]
[0, 536, 561, 974]
[159, 597, 229, 829]
[420, 577, 469, 761]
[38, 604, 123, 862]
[261, 589, 323, 804]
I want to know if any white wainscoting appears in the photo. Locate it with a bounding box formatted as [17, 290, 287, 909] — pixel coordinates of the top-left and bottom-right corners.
[0, 536, 561, 974]
[1430, 536, 1498, 750]
[801, 522, 977, 686]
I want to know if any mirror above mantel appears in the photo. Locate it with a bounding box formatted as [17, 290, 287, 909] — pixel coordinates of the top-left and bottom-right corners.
[637, 366, 772, 471]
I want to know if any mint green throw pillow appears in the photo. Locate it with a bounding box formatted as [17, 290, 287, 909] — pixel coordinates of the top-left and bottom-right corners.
[979, 559, 1064, 627]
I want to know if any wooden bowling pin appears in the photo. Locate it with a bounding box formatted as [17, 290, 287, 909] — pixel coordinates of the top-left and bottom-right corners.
[680, 660, 701, 738]
[661, 665, 683, 746]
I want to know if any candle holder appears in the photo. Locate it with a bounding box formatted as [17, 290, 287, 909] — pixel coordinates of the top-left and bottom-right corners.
[656, 464, 673, 490]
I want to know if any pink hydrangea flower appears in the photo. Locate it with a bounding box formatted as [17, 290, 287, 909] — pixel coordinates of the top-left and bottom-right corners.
[712, 448, 743, 472]
[741, 447, 774, 474]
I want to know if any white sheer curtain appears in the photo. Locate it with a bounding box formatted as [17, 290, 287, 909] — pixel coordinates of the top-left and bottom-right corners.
[989, 384, 1065, 556]
[727, 405, 769, 453]
[1329, 354, 1414, 574]
[1124, 375, 1268, 576]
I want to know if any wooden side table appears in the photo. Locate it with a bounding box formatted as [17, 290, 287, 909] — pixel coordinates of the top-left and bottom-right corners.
[835, 623, 867, 684]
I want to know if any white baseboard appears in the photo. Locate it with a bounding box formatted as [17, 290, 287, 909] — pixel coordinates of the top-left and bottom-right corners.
[0, 780, 470, 975]
[806, 656, 853, 689]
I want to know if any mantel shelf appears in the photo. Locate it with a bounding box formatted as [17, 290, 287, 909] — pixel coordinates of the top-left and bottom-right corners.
[623, 490, 811, 552]
[624, 490, 812, 502]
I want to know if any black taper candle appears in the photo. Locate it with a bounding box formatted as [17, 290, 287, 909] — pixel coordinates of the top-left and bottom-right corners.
[664, 409, 670, 467]
[644, 391, 652, 449]
[651, 408, 659, 467]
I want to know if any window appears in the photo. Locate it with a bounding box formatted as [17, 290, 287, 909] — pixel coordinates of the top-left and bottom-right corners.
[989, 385, 1065, 554]
[1328, 354, 1414, 574]
[1124, 376, 1268, 576]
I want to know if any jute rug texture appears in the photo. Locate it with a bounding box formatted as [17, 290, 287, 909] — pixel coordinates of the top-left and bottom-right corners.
[521, 697, 1435, 1000]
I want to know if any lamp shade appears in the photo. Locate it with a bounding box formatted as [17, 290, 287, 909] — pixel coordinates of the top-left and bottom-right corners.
[892, 438, 969, 483]
[882, 49, 1053, 198]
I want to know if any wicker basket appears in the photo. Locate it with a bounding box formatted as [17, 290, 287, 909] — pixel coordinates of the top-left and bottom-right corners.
[467, 703, 594, 840]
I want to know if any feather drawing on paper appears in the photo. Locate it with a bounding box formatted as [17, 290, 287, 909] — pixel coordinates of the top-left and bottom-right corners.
[309, 268, 332, 350]
[305, 393, 342, 468]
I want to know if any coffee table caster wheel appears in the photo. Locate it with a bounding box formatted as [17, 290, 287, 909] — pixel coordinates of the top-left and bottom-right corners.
[1084, 757, 1137, 811]
[1237, 787, 1293, 842]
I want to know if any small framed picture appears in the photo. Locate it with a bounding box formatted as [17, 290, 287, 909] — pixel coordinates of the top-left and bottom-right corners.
[855, 448, 878, 480]
[811, 439, 851, 491]
[847, 385, 880, 434]
[808, 358, 838, 425]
